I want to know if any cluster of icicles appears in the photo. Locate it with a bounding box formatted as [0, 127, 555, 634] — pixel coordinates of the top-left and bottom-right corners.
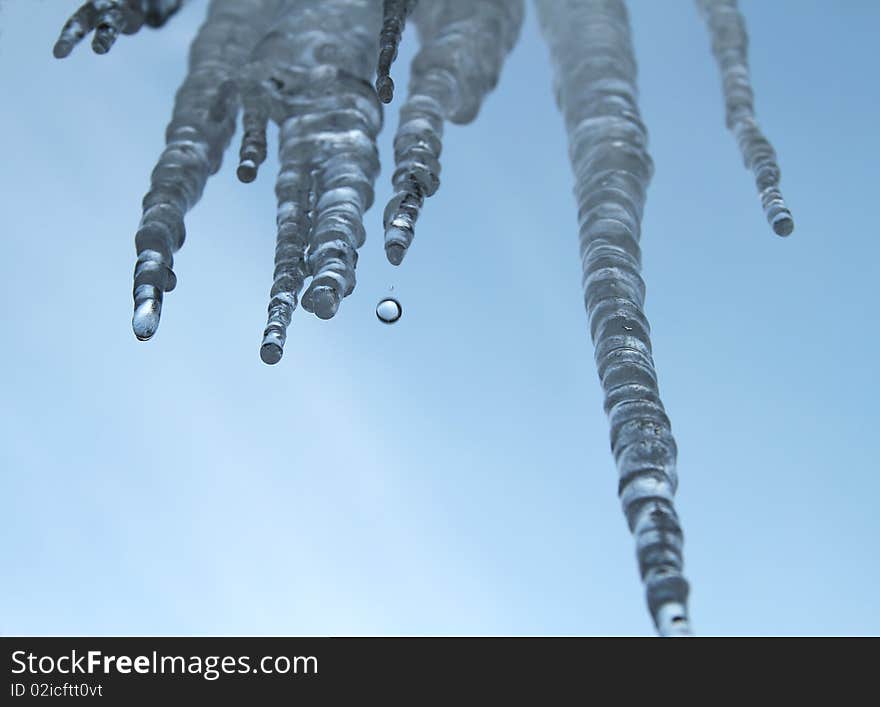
[54, 0, 793, 636]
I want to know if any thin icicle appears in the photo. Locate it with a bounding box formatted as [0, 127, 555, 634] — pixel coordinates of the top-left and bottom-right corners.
[383, 0, 523, 265]
[223, 0, 382, 363]
[376, 0, 418, 104]
[697, 0, 794, 236]
[536, 0, 691, 636]
[53, 0, 184, 57]
[130, 0, 282, 341]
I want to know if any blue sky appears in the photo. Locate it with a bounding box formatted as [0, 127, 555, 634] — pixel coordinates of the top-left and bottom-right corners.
[1, 0, 878, 636]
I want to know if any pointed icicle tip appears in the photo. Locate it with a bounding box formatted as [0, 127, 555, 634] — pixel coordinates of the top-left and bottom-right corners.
[376, 75, 395, 104]
[53, 40, 75, 59]
[772, 214, 794, 237]
[132, 297, 162, 341]
[385, 241, 407, 266]
[237, 159, 258, 183]
[655, 603, 692, 637]
[308, 286, 341, 321]
[375, 0, 417, 104]
[260, 341, 284, 365]
[260, 306, 294, 365]
[91, 19, 122, 55]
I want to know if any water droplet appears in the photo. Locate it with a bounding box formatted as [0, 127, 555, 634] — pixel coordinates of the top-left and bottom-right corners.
[376, 298, 402, 324]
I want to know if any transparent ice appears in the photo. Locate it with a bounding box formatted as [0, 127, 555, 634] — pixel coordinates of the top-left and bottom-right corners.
[53, 0, 795, 635]
[375, 0, 418, 104]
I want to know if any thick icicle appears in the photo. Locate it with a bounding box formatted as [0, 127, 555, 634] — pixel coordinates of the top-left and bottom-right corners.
[536, 0, 691, 636]
[697, 0, 794, 236]
[222, 0, 382, 363]
[375, 0, 418, 104]
[383, 0, 523, 266]
[53, 0, 184, 57]
[131, 0, 282, 341]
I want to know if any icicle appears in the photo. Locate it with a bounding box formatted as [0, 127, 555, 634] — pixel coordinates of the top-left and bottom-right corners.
[375, 0, 418, 104]
[53, 0, 184, 57]
[697, 0, 794, 236]
[221, 1, 382, 363]
[536, 0, 691, 636]
[131, 0, 282, 341]
[142, 0, 185, 29]
[383, 0, 524, 265]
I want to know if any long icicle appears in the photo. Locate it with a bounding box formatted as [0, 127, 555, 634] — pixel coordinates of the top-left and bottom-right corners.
[130, 0, 282, 341]
[536, 0, 691, 636]
[383, 0, 524, 266]
[697, 0, 794, 236]
[376, 0, 418, 104]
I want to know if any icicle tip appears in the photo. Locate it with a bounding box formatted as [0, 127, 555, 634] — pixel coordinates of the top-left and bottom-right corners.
[385, 242, 407, 266]
[376, 75, 395, 104]
[772, 214, 794, 237]
[237, 159, 259, 183]
[384, 226, 410, 265]
[91, 24, 121, 55]
[53, 41, 75, 59]
[259, 340, 284, 365]
[655, 603, 692, 637]
[302, 284, 341, 320]
[132, 291, 162, 342]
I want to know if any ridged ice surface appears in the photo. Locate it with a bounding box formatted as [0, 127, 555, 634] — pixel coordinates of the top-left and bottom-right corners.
[697, 0, 794, 237]
[536, 0, 691, 636]
[128, 0, 285, 342]
[382, 0, 524, 266]
[53, 0, 184, 57]
[51, 0, 803, 634]
[220, 0, 383, 364]
[376, 0, 418, 104]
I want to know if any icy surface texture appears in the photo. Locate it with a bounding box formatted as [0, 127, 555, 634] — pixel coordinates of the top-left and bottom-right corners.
[382, 0, 524, 266]
[53, 0, 184, 57]
[697, 0, 794, 237]
[536, 0, 691, 636]
[376, 0, 418, 104]
[218, 0, 383, 363]
[49, 0, 802, 634]
[131, 0, 284, 341]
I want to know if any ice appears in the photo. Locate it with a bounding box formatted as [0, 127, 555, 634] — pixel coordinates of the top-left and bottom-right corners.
[697, 0, 794, 236]
[536, 0, 691, 636]
[382, 0, 524, 265]
[376, 0, 418, 104]
[129, 0, 284, 342]
[50, 0, 799, 635]
[53, 1, 184, 57]
[228, 0, 383, 362]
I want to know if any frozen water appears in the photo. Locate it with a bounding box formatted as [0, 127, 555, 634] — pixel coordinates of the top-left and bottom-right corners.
[376, 0, 418, 103]
[536, 0, 690, 636]
[697, 0, 794, 236]
[376, 298, 403, 324]
[224, 0, 384, 364]
[50, 0, 798, 635]
[54, 1, 184, 57]
[130, 0, 283, 342]
[383, 0, 524, 265]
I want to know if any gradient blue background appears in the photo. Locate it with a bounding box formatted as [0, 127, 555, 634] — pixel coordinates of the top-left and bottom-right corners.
[1, 0, 877, 636]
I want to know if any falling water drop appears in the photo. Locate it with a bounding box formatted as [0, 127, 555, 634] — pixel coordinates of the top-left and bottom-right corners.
[376, 298, 402, 324]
